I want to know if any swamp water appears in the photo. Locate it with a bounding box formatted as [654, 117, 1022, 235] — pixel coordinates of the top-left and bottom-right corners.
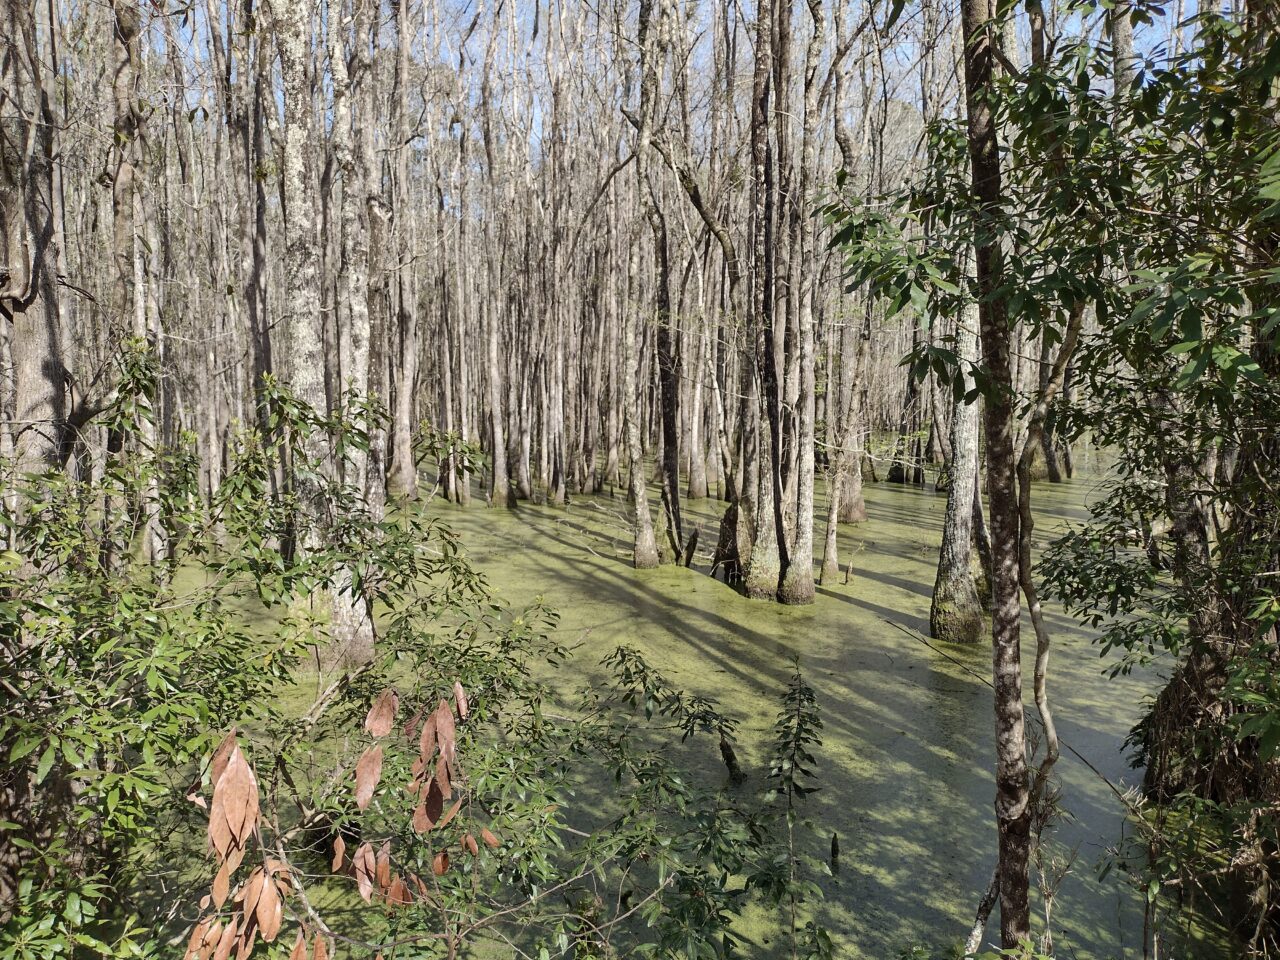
[434, 475, 1226, 959]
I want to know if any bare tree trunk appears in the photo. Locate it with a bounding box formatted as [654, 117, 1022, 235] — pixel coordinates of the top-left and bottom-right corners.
[778, 0, 823, 606]
[100, 1, 165, 569]
[886, 319, 922, 486]
[487, 298, 514, 507]
[2, 0, 66, 481]
[387, 292, 419, 499]
[838, 388, 870, 524]
[1035, 333, 1064, 483]
[959, 0, 1032, 942]
[455, 202, 473, 505]
[635, 0, 684, 560]
[973, 468, 994, 608]
[743, 0, 781, 601]
[820, 300, 856, 585]
[1110, 0, 1137, 101]
[385, 0, 418, 500]
[686, 316, 708, 499]
[930, 298, 986, 643]
[820, 342, 859, 584]
[653, 232, 684, 557]
[328, 0, 376, 665]
[624, 230, 659, 568]
[439, 248, 458, 502]
[273, 0, 363, 668]
[274, 0, 325, 427]
[247, 17, 274, 421]
[0, 0, 73, 904]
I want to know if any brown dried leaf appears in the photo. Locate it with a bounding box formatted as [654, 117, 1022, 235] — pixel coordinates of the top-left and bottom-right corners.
[256, 879, 282, 943]
[213, 915, 238, 960]
[354, 842, 376, 903]
[463, 833, 480, 857]
[217, 747, 259, 849]
[481, 827, 501, 849]
[402, 704, 426, 742]
[365, 689, 399, 738]
[418, 712, 437, 763]
[208, 785, 233, 859]
[240, 767, 261, 846]
[202, 919, 223, 958]
[289, 931, 307, 960]
[354, 745, 383, 811]
[436, 796, 464, 831]
[434, 700, 456, 764]
[453, 681, 469, 721]
[330, 835, 346, 874]
[424, 776, 443, 827]
[432, 850, 450, 876]
[387, 876, 411, 906]
[435, 755, 452, 800]
[238, 867, 266, 925]
[212, 858, 233, 909]
[223, 842, 246, 880]
[235, 916, 256, 960]
[410, 873, 429, 899]
[199, 894, 211, 911]
[209, 730, 238, 787]
[186, 918, 211, 960]
[411, 798, 431, 834]
[313, 935, 328, 960]
[375, 841, 392, 892]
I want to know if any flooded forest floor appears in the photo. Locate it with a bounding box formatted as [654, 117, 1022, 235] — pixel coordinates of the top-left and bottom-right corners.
[432, 470, 1225, 958]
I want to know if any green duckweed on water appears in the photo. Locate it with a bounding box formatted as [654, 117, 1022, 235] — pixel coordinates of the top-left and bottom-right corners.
[427, 473, 1225, 959]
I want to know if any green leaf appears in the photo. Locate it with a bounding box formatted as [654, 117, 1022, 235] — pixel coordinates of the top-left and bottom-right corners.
[34, 743, 57, 786]
[9, 736, 42, 763]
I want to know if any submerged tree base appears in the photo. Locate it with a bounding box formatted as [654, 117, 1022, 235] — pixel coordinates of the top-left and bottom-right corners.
[929, 576, 987, 644]
[744, 553, 780, 600]
[778, 565, 816, 605]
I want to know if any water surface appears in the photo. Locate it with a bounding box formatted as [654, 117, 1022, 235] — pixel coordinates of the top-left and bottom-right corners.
[436, 474, 1213, 958]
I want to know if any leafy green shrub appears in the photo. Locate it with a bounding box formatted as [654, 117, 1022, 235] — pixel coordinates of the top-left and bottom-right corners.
[1, 354, 831, 958]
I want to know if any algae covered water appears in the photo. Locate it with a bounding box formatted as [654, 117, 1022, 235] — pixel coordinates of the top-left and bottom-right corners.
[436, 476, 1219, 959]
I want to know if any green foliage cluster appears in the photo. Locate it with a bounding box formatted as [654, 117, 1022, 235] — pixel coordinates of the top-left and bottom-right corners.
[1032, 14, 1280, 950]
[1, 343, 833, 958]
[829, 1, 1280, 951]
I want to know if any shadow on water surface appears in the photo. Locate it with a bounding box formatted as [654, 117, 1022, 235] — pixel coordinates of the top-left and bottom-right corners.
[428, 473, 1224, 958]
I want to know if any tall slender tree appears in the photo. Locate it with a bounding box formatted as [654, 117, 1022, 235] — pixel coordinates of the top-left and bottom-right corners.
[958, 0, 1032, 942]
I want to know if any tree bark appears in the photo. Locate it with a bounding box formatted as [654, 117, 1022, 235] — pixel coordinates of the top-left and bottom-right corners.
[487, 298, 514, 507]
[1, 0, 66, 482]
[931, 298, 986, 644]
[624, 230, 659, 569]
[385, 0, 418, 501]
[686, 318, 708, 500]
[328, 0, 377, 664]
[743, 0, 782, 601]
[635, 0, 684, 561]
[778, 0, 823, 606]
[958, 0, 1032, 943]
